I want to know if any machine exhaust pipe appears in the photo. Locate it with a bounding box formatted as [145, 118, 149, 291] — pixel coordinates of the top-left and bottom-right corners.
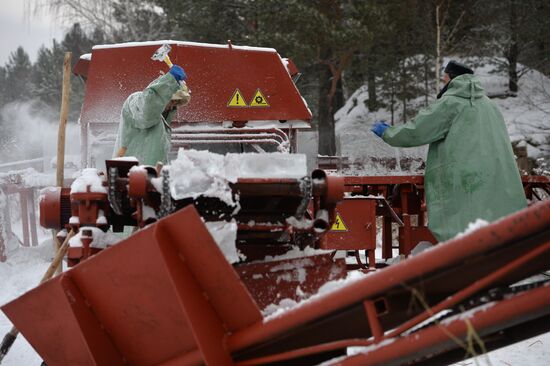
[313, 209, 329, 234]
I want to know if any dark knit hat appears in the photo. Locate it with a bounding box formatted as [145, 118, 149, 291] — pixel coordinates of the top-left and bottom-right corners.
[444, 60, 474, 79]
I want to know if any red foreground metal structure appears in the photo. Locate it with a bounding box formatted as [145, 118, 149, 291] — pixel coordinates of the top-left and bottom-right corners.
[1, 41, 550, 365]
[3, 198, 549, 365]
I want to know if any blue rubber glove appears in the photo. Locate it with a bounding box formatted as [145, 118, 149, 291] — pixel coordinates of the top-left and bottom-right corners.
[371, 120, 390, 138]
[169, 65, 187, 82]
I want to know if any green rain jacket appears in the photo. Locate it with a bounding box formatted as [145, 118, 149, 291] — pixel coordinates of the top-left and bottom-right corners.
[382, 74, 526, 242]
[115, 73, 180, 165]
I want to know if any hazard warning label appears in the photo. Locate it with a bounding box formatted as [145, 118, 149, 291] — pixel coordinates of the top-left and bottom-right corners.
[249, 89, 270, 107]
[331, 213, 348, 231]
[227, 89, 248, 107]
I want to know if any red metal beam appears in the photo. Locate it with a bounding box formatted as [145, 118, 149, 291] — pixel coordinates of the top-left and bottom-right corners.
[337, 283, 550, 366]
[343, 175, 549, 187]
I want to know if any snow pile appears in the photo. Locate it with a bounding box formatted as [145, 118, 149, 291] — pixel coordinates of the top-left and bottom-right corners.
[166, 149, 239, 206]
[70, 168, 107, 194]
[166, 149, 307, 206]
[233, 152, 307, 178]
[204, 220, 244, 263]
[68, 226, 120, 249]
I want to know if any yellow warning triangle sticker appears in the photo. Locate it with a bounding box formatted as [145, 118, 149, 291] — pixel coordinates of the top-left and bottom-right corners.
[227, 89, 248, 107]
[331, 213, 348, 231]
[249, 89, 270, 107]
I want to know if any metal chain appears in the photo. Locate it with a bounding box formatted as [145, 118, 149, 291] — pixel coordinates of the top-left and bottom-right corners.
[158, 169, 173, 218]
[294, 176, 312, 219]
[108, 167, 122, 215]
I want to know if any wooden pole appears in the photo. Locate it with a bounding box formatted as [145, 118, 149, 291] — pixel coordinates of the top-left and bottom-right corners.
[56, 52, 72, 187]
[54, 52, 72, 275]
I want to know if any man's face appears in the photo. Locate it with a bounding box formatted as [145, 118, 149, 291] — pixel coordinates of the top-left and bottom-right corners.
[442, 73, 451, 85]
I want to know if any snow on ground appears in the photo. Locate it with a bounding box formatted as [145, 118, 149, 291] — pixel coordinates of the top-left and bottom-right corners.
[450, 333, 550, 366]
[0, 243, 52, 366]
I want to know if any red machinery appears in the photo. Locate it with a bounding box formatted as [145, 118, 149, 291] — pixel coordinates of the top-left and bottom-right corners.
[74, 41, 311, 168]
[38, 159, 349, 308]
[2, 41, 550, 365]
[3, 195, 550, 365]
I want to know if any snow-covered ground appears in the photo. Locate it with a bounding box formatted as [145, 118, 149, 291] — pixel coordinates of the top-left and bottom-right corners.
[0, 243, 51, 365]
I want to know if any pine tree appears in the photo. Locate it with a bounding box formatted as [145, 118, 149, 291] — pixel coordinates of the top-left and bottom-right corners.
[0, 66, 7, 107]
[254, 0, 373, 155]
[62, 23, 97, 119]
[30, 23, 101, 120]
[32, 41, 66, 113]
[4, 47, 33, 103]
[470, 0, 548, 94]
[62, 23, 95, 67]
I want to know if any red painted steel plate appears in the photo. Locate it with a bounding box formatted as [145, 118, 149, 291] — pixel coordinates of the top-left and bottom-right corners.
[2, 206, 261, 366]
[320, 198, 377, 250]
[80, 41, 312, 125]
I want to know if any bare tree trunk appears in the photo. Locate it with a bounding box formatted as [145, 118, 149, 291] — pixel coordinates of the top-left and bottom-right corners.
[318, 64, 336, 156]
[401, 61, 408, 122]
[318, 47, 352, 156]
[390, 77, 396, 125]
[367, 54, 378, 111]
[435, 3, 442, 95]
[334, 77, 344, 114]
[424, 55, 430, 105]
[507, 0, 519, 95]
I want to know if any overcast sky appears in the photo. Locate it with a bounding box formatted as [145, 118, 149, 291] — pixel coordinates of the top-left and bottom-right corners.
[0, 0, 65, 65]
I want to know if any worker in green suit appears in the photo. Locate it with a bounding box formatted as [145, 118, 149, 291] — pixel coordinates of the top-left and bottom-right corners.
[371, 60, 526, 242]
[115, 65, 191, 165]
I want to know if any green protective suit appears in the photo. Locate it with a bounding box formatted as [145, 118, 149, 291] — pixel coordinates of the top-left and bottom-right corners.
[382, 74, 526, 242]
[115, 73, 180, 165]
